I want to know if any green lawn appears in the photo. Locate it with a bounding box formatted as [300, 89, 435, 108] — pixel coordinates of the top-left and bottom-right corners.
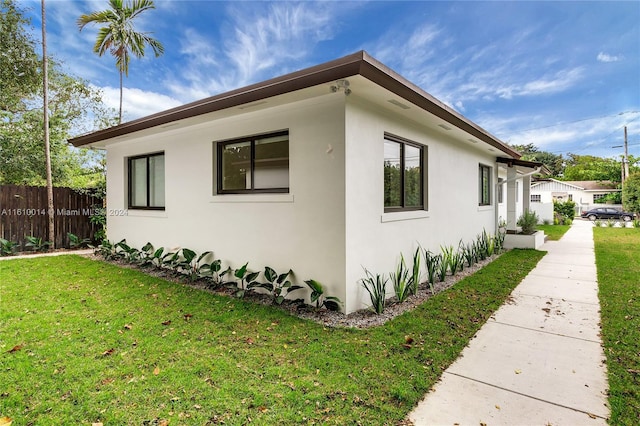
[594, 228, 640, 425]
[537, 224, 571, 241]
[0, 251, 544, 425]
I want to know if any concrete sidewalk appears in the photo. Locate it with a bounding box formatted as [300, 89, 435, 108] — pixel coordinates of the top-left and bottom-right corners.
[0, 249, 93, 261]
[408, 220, 609, 425]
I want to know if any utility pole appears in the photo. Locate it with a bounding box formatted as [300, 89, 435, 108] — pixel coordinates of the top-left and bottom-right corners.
[623, 126, 630, 183]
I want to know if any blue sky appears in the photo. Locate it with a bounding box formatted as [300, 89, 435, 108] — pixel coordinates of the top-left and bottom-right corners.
[21, 0, 640, 159]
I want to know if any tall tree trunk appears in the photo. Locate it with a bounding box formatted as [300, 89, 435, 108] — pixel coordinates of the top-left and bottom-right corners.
[119, 69, 123, 124]
[41, 0, 55, 248]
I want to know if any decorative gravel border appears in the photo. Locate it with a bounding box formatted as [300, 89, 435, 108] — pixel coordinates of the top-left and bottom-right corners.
[85, 252, 502, 329]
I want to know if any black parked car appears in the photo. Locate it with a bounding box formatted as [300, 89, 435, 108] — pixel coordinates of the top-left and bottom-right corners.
[581, 207, 634, 221]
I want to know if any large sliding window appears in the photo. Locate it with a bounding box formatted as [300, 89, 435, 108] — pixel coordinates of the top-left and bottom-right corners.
[128, 152, 165, 209]
[384, 133, 425, 212]
[479, 164, 492, 206]
[217, 130, 289, 194]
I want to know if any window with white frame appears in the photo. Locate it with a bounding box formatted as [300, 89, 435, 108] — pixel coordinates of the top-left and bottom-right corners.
[216, 130, 289, 194]
[128, 152, 165, 209]
[531, 194, 541, 203]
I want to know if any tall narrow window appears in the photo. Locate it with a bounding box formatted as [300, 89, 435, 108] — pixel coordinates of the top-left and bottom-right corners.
[479, 164, 491, 206]
[128, 152, 165, 209]
[217, 131, 289, 194]
[384, 134, 425, 212]
[497, 177, 504, 204]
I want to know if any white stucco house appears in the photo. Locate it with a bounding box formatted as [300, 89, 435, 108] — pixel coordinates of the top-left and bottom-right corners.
[530, 178, 621, 215]
[70, 51, 544, 314]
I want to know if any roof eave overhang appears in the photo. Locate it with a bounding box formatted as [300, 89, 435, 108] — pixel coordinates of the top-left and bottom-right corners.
[496, 157, 551, 175]
[69, 50, 520, 160]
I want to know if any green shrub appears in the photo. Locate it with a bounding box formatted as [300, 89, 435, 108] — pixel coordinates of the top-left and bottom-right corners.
[303, 279, 341, 311]
[248, 267, 303, 305]
[517, 210, 539, 235]
[0, 238, 18, 256]
[553, 200, 576, 219]
[594, 191, 622, 204]
[68, 232, 91, 249]
[24, 236, 51, 252]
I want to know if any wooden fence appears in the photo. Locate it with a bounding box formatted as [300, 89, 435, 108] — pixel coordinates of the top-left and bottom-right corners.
[0, 185, 102, 249]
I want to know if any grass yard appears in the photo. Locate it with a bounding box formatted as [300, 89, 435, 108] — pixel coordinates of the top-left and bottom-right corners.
[537, 224, 571, 241]
[594, 228, 640, 425]
[0, 250, 544, 425]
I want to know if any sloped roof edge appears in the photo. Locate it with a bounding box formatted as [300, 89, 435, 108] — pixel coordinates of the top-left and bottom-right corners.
[69, 50, 520, 159]
[496, 157, 550, 175]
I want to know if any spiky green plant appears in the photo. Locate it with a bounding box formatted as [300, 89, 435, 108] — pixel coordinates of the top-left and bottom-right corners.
[360, 269, 388, 314]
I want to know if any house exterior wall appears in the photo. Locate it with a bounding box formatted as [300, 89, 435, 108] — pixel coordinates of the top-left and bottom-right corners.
[104, 92, 509, 314]
[342, 98, 498, 313]
[105, 94, 350, 305]
[530, 181, 584, 204]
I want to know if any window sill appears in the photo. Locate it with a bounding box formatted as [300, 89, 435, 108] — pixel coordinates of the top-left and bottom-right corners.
[125, 209, 168, 218]
[381, 210, 429, 223]
[477, 205, 493, 212]
[210, 193, 295, 204]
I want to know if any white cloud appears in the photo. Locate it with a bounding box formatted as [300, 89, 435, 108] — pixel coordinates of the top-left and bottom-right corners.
[372, 21, 587, 110]
[513, 67, 584, 98]
[597, 52, 623, 63]
[165, 2, 339, 103]
[490, 111, 640, 157]
[98, 86, 182, 121]
[225, 2, 334, 83]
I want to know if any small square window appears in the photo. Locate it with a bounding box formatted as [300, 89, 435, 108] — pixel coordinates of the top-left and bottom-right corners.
[128, 152, 165, 210]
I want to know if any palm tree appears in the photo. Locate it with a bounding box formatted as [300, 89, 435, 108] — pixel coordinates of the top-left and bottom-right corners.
[77, 0, 164, 124]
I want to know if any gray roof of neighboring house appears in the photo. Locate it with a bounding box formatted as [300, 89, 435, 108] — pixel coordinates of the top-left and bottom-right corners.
[532, 179, 619, 191]
[68, 51, 522, 160]
[564, 181, 619, 191]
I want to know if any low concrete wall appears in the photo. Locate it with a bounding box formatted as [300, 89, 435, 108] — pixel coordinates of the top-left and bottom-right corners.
[530, 202, 554, 223]
[504, 230, 546, 250]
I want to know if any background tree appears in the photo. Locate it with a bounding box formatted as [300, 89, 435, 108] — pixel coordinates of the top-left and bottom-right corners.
[622, 172, 640, 216]
[511, 143, 565, 177]
[563, 154, 624, 182]
[0, 0, 40, 113]
[77, 0, 164, 124]
[0, 1, 116, 190]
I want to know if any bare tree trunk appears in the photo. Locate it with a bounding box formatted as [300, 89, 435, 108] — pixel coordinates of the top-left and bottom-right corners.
[119, 70, 123, 124]
[41, 0, 54, 248]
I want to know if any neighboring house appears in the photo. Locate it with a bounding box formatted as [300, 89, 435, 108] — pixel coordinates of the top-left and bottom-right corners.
[70, 51, 544, 314]
[530, 178, 620, 214]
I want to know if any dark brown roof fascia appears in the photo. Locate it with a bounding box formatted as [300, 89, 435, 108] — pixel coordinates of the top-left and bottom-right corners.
[69, 50, 520, 160]
[69, 51, 367, 147]
[357, 53, 521, 159]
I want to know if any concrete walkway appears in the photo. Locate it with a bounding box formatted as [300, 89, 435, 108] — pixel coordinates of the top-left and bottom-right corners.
[408, 220, 609, 425]
[0, 249, 93, 261]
